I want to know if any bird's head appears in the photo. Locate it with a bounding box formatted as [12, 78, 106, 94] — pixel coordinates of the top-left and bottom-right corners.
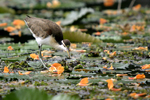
[61, 39, 71, 58]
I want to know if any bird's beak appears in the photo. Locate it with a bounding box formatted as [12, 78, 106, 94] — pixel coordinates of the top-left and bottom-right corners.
[66, 46, 70, 58]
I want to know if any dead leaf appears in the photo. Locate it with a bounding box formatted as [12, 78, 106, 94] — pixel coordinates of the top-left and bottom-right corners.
[3, 66, 9, 73]
[135, 74, 145, 79]
[103, 0, 114, 7]
[7, 46, 13, 50]
[106, 79, 113, 90]
[13, 19, 25, 26]
[30, 53, 39, 60]
[0, 23, 7, 27]
[77, 77, 90, 86]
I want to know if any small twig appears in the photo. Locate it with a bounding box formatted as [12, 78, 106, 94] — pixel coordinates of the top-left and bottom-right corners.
[129, 0, 136, 9]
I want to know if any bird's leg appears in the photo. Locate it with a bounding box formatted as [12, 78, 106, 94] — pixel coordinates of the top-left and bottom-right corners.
[38, 45, 48, 69]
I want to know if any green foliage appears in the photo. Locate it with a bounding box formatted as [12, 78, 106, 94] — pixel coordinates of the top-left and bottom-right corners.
[61, 8, 94, 26]
[3, 88, 53, 100]
[3, 88, 80, 100]
[0, 6, 15, 14]
[63, 30, 102, 43]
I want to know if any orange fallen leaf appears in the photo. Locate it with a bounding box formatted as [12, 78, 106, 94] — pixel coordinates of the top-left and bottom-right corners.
[122, 32, 129, 36]
[109, 51, 116, 57]
[95, 32, 101, 36]
[141, 64, 150, 69]
[7, 46, 13, 50]
[3, 66, 9, 73]
[128, 74, 145, 80]
[129, 93, 146, 99]
[106, 79, 114, 90]
[24, 71, 31, 75]
[4, 26, 16, 32]
[103, 65, 108, 69]
[111, 88, 122, 91]
[105, 98, 113, 100]
[116, 74, 128, 77]
[52, 0, 60, 7]
[18, 71, 31, 75]
[13, 19, 25, 26]
[108, 64, 114, 70]
[71, 43, 77, 49]
[99, 18, 107, 24]
[104, 50, 110, 54]
[128, 77, 136, 80]
[51, 63, 61, 68]
[30, 53, 39, 60]
[103, 0, 114, 7]
[132, 4, 141, 11]
[135, 74, 145, 79]
[49, 63, 64, 74]
[82, 42, 92, 47]
[134, 47, 148, 51]
[77, 77, 89, 86]
[0, 23, 7, 27]
[57, 66, 64, 74]
[18, 71, 23, 75]
[47, 2, 52, 8]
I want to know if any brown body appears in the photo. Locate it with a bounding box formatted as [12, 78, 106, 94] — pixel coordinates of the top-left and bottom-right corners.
[24, 15, 63, 45]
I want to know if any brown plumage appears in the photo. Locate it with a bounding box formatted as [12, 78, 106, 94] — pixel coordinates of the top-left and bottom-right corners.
[24, 15, 63, 45]
[24, 15, 71, 69]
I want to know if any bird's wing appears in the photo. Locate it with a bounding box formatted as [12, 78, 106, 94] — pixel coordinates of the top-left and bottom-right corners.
[25, 17, 63, 44]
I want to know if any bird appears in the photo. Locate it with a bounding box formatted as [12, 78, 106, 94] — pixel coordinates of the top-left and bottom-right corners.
[24, 15, 70, 69]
